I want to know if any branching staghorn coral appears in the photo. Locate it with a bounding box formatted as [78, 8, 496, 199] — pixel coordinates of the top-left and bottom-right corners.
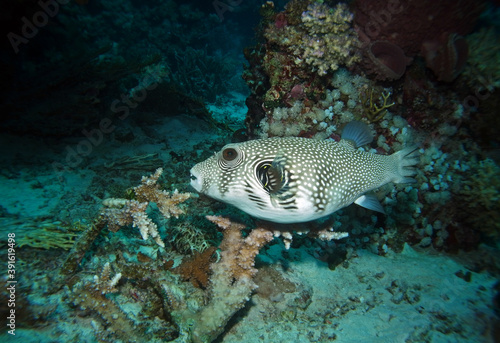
[101, 198, 166, 247]
[165, 215, 349, 342]
[166, 216, 274, 343]
[133, 167, 192, 219]
[67, 260, 142, 342]
[63, 168, 192, 274]
[205, 215, 274, 282]
[100, 168, 192, 248]
[173, 246, 217, 289]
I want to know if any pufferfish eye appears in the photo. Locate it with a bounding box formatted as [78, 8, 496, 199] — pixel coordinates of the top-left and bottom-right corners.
[222, 148, 238, 161]
[218, 145, 244, 170]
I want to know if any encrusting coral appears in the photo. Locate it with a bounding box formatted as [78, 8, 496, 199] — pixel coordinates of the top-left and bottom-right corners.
[265, 2, 360, 76]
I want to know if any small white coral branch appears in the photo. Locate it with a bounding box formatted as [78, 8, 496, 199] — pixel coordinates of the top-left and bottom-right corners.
[272, 228, 348, 249]
[317, 229, 349, 241]
[93, 262, 122, 295]
[130, 201, 165, 248]
[101, 199, 165, 248]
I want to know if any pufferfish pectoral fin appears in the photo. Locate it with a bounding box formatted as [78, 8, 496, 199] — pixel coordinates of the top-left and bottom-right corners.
[354, 194, 386, 214]
[258, 153, 297, 206]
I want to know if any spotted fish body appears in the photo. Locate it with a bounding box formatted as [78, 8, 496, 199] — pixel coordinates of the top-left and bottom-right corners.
[190, 122, 418, 224]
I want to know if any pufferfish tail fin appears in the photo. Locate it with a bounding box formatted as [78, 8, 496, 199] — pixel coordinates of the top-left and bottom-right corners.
[390, 146, 420, 184]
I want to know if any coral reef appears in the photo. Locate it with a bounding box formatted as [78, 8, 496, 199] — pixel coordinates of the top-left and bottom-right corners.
[2, 0, 499, 342]
[265, 2, 361, 76]
[243, 0, 361, 137]
[256, 68, 393, 139]
[51, 173, 270, 343]
[58, 169, 357, 342]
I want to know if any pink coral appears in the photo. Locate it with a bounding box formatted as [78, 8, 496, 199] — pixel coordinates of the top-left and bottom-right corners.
[189, 216, 274, 343]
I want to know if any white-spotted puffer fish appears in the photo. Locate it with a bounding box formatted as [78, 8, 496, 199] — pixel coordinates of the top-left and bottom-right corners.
[190, 122, 418, 224]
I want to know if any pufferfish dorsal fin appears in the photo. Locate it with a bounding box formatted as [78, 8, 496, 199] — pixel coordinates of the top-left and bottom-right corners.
[339, 121, 374, 150]
[257, 153, 296, 204]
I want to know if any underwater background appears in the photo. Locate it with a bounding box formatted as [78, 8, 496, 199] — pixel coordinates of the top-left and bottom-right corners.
[0, 0, 499, 342]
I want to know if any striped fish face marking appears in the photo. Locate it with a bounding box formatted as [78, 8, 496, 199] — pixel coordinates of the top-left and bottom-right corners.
[190, 139, 302, 221]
